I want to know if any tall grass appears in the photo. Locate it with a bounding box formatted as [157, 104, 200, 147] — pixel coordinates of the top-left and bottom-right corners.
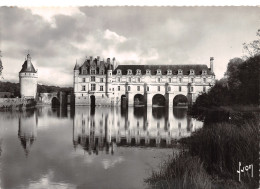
[145, 152, 212, 189]
[146, 111, 259, 189]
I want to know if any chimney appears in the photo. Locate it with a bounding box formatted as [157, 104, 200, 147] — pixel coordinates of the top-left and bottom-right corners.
[107, 58, 110, 64]
[90, 56, 93, 61]
[210, 57, 214, 73]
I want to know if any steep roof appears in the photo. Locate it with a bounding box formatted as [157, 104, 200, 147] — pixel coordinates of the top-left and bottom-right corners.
[20, 60, 37, 73]
[113, 64, 213, 75]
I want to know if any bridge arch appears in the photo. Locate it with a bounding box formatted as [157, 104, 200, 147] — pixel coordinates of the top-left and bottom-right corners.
[134, 94, 145, 106]
[90, 95, 95, 107]
[51, 97, 60, 107]
[121, 95, 127, 108]
[152, 94, 166, 107]
[173, 94, 188, 107]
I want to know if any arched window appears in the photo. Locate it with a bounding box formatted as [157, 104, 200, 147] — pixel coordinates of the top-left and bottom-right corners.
[190, 69, 195, 75]
[178, 69, 183, 75]
[202, 69, 207, 75]
[146, 69, 151, 75]
[136, 69, 141, 75]
[167, 69, 172, 75]
[127, 69, 132, 75]
[157, 69, 161, 75]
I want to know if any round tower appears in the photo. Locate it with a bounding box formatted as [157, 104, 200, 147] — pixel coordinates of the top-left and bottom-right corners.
[74, 60, 80, 93]
[19, 53, 38, 99]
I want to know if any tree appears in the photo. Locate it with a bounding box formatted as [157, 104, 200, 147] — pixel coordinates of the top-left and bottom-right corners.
[243, 29, 260, 57]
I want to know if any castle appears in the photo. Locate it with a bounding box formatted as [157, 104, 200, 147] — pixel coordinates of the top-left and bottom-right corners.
[73, 56, 215, 107]
[19, 53, 38, 99]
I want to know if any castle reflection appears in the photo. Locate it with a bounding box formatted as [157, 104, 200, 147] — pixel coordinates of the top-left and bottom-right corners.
[73, 106, 203, 154]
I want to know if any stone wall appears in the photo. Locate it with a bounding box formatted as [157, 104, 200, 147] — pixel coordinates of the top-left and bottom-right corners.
[0, 98, 36, 110]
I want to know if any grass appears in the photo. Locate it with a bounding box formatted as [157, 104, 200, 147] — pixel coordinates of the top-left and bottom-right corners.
[145, 111, 259, 189]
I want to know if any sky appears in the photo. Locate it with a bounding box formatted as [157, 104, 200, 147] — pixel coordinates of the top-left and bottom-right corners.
[0, 6, 259, 86]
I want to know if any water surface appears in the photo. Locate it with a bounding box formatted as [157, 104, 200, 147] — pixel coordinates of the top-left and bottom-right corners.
[0, 106, 202, 189]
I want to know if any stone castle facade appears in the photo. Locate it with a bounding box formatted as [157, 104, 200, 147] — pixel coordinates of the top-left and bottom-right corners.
[19, 54, 38, 99]
[73, 56, 215, 107]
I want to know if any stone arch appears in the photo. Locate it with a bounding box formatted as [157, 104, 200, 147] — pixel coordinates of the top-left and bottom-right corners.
[133, 94, 145, 106]
[51, 97, 60, 107]
[173, 94, 188, 107]
[152, 94, 166, 107]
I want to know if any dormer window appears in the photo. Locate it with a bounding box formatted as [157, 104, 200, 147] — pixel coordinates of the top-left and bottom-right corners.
[146, 69, 151, 75]
[190, 69, 195, 75]
[157, 69, 161, 75]
[136, 69, 141, 75]
[127, 69, 132, 75]
[91, 69, 96, 75]
[167, 69, 172, 75]
[178, 69, 183, 75]
[117, 69, 121, 75]
[202, 69, 207, 75]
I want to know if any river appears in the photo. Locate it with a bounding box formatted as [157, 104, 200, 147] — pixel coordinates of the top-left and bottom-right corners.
[0, 106, 203, 189]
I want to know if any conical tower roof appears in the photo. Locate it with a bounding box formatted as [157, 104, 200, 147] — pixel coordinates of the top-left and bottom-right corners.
[20, 53, 37, 73]
[74, 60, 80, 70]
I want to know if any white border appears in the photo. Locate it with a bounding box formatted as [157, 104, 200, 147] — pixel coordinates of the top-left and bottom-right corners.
[0, 0, 259, 6]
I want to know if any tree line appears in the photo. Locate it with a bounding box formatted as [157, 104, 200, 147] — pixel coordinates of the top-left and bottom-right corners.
[192, 30, 260, 111]
[0, 81, 73, 98]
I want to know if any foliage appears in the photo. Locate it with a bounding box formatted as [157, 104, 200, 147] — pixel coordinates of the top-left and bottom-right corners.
[243, 29, 260, 57]
[0, 81, 73, 97]
[145, 152, 213, 189]
[192, 55, 260, 111]
[181, 112, 259, 189]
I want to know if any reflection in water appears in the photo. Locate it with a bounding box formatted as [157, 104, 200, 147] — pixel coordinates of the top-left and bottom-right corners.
[0, 106, 204, 189]
[73, 106, 203, 154]
[18, 110, 38, 156]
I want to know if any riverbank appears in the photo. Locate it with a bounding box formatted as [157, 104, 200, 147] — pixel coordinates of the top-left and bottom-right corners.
[145, 107, 259, 189]
[0, 98, 36, 110]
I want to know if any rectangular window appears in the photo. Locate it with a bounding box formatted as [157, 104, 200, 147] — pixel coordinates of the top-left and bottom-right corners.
[168, 78, 171, 83]
[100, 78, 103, 82]
[179, 78, 182, 83]
[147, 86, 149, 91]
[203, 78, 206, 83]
[100, 86, 103, 91]
[82, 70, 87, 75]
[82, 78, 86, 82]
[137, 78, 141, 82]
[168, 86, 171, 91]
[117, 78, 120, 82]
[203, 86, 206, 92]
[128, 78, 131, 82]
[91, 76, 95, 82]
[158, 86, 160, 91]
[179, 86, 182, 92]
[191, 78, 194, 83]
[91, 84, 96, 91]
[157, 78, 161, 82]
[91, 70, 95, 75]
[137, 86, 140, 91]
[128, 86, 131, 91]
[118, 86, 120, 91]
[82, 85, 86, 91]
[191, 87, 193, 92]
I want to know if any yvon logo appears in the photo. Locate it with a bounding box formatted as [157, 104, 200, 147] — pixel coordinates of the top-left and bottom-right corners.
[237, 162, 253, 182]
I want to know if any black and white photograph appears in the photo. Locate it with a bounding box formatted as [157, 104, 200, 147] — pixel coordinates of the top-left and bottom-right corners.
[0, 4, 259, 189]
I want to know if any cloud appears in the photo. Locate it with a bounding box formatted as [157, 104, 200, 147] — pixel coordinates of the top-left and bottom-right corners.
[0, 6, 259, 86]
